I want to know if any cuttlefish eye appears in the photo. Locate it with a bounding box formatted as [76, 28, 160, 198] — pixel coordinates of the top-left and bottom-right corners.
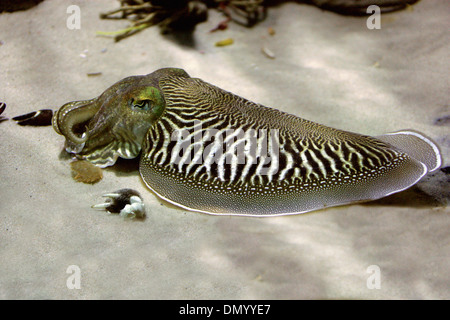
[129, 98, 153, 111]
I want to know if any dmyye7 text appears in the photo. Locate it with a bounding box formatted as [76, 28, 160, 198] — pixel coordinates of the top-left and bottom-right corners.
[179, 304, 270, 317]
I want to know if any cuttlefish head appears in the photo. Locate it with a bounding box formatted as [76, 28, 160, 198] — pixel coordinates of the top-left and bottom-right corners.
[52, 68, 189, 167]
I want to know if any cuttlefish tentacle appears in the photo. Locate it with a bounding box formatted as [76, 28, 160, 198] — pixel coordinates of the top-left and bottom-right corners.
[52, 98, 100, 145]
[53, 68, 442, 216]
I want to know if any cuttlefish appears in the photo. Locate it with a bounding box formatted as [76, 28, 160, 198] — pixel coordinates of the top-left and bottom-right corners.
[52, 68, 442, 216]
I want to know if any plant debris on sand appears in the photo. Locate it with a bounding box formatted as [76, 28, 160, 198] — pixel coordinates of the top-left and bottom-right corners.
[98, 0, 420, 41]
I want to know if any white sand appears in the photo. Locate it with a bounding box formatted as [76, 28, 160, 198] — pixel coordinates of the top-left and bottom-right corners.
[0, 0, 448, 299]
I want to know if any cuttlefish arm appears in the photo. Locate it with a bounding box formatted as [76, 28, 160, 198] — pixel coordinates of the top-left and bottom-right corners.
[53, 68, 442, 216]
[52, 98, 99, 153]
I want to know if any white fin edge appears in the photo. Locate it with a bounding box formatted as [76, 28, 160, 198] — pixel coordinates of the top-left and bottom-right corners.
[377, 130, 442, 173]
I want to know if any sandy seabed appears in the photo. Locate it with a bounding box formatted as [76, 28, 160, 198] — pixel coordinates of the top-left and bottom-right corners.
[0, 0, 448, 299]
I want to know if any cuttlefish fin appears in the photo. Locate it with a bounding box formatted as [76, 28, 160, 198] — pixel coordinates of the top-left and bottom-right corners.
[376, 130, 442, 173]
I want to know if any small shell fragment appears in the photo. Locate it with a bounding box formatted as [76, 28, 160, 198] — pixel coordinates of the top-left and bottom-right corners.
[70, 160, 103, 184]
[92, 188, 145, 219]
[0, 102, 7, 122]
[262, 45, 275, 59]
[215, 38, 234, 47]
[80, 49, 88, 58]
[12, 109, 53, 126]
